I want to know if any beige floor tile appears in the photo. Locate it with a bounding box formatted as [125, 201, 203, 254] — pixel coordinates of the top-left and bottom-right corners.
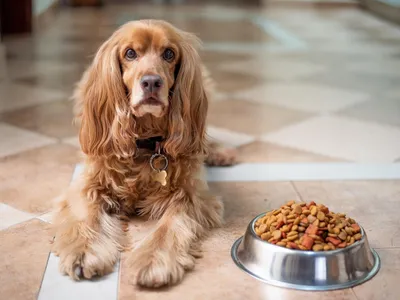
[353, 248, 400, 300]
[238, 141, 346, 163]
[134, 17, 274, 44]
[262, 115, 400, 163]
[118, 182, 357, 299]
[234, 83, 370, 113]
[62, 136, 80, 148]
[207, 126, 256, 148]
[0, 144, 80, 214]
[0, 203, 34, 230]
[292, 180, 400, 248]
[120, 250, 357, 300]
[0, 82, 66, 113]
[13, 61, 85, 94]
[0, 219, 51, 300]
[208, 100, 312, 135]
[0, 123, 57, 158]
[219, 59, 326, 81]
[200, 50, 251, 65]
[209, 69, 265, 93]
[1, 101, 77, 139]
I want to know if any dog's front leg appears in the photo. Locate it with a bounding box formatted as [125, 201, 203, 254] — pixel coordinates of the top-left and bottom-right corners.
[129, 188, 224, 288]
[51, 179, 126, 280]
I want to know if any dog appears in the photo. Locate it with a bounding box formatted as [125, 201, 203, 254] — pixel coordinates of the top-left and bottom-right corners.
[51, 19, 237, 288]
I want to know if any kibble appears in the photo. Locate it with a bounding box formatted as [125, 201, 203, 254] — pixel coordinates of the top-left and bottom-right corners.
[254, 200, 362, 251]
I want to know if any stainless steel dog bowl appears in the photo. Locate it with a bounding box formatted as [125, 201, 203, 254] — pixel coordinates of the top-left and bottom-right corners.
[231, 212, 381, 291]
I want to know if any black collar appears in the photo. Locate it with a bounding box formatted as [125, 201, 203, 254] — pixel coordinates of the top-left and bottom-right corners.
[135, 136, 164, 151]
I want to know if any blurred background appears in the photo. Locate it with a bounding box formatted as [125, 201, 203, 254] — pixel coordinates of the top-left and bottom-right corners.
[1, 0, 400, 206]
[1, 0, 400, 169]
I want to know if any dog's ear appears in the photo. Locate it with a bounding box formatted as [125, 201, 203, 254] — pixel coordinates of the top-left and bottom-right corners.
[163, 31, 209, 160]
[73, 35, 135, 158]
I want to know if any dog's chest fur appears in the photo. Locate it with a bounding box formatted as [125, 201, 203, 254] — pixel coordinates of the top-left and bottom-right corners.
[101, 153, 202, 219]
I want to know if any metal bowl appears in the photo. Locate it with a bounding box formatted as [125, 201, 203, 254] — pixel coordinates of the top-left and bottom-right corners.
[231, 212, 381, 291]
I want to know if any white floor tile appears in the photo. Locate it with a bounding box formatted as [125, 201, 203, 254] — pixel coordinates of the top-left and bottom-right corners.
[0, 123, 56, 158]
[62, 136, 80, 148]
[0, 203, 34, 230]
[261, 115, 400, 163]
[207, 163, 400, 182]
[36, 211, 54, 224]
[38, 253, 119, 300]
[207, 126, 256, 147]
[234, 84, 369, 113]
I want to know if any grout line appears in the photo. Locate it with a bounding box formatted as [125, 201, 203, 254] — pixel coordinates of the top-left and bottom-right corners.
[290, 181, 304, 201]
[374, 247, 400, 250]
[116, 254, 122, 300]
[36, 252, 51, 300]
[351, 288, 361, 300]
[35, 216, 51, 224]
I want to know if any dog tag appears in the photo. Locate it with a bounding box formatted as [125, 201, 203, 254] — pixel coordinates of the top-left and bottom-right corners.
[150, 146, 168, 186]
[152, 170, 167, 186]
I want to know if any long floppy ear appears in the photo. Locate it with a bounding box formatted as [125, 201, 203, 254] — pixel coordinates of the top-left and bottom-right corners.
[163, 31, 209, 159]
[73, 35, 135, 158]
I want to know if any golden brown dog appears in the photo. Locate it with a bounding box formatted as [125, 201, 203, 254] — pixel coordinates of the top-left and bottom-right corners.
[51, 19, 236, 288]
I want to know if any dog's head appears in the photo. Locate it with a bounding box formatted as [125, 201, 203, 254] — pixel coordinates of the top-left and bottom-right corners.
[74, 20, 208, 159]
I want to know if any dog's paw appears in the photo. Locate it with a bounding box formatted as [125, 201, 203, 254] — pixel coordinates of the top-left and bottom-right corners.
[205, 145, 238, 167]
[131, 247, 195, 288]
[58, 250, 116, 280]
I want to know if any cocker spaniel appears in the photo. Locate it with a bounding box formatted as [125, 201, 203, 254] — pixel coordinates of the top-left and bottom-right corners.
[51, 19, 236, 288]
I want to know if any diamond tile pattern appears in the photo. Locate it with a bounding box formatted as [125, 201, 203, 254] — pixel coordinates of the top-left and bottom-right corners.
[0, 144, 79, 213]
[339, 98, 400, 127]
[234, 83, 370, 113]
[0, 203, 33, 230]
[207, 99, 312, 135]
[262, 115, 400, 163]
[0, 123, 56, 158]
[1, 100, 76, 138]
[1, 2, 400, 300]
[219, 59, 326, 81]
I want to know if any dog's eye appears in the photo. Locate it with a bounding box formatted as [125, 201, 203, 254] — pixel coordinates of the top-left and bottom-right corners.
[162, 48, 175, 62]
[125, 48, 137, 60]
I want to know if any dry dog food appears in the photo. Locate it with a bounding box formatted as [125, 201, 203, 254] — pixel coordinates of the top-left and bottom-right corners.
[254, 200, 362, 251]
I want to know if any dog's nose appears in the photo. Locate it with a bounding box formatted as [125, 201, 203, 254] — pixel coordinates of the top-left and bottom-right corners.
[140, 75, 163, 93]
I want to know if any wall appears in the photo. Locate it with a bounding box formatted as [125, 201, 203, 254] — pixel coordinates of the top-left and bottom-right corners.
[33, 0, 57, 15]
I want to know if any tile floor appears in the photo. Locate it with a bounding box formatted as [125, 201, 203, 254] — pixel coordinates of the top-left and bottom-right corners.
[0, 1, 400, 299]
